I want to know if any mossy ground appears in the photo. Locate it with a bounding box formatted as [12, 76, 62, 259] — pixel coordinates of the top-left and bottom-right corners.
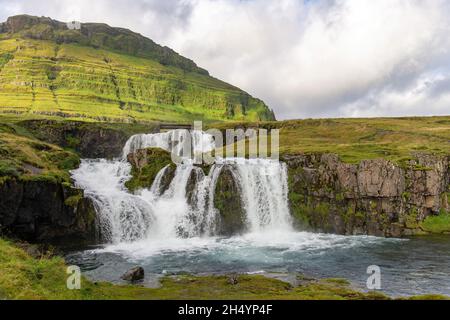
[0, 126, 80, 184]
[0, 116, 161, 184]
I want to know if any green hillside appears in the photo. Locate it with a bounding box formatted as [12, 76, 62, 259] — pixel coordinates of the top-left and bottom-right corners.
[211, 116, 450, 163]
[0, 15, 275, 123]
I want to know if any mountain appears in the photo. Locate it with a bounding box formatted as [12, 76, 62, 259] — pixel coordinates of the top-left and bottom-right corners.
[0, 15, 275, 123]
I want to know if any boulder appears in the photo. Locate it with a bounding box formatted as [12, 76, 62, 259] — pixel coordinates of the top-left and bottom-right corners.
[121, 267, 145, 282]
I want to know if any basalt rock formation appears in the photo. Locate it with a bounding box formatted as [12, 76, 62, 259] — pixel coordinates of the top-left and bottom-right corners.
[213, 165, 247, 236]
[0, 179, 97, 244]
[126, 148, 176, 194]
[284, 153, 450, 237]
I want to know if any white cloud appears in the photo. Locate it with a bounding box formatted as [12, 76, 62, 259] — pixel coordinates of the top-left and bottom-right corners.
[1, 0, 450, 119]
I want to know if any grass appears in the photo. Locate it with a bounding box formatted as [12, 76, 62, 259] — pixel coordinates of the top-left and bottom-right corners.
[0, 36, 274, 123]
[421, 211, 450, 234]
[0, 123, 80, 184]
[209, 116, 450, 164]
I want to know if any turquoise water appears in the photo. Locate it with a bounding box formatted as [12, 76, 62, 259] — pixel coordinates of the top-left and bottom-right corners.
[67, 231, 450, 297]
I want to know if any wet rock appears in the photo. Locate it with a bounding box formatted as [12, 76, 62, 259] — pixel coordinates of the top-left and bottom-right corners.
[186, 167, 205, 207]
[126, 148, 175, 194]
[214, 165, 247, 236]
[121, 267, 145, 282]
[0, 179, 97, 244]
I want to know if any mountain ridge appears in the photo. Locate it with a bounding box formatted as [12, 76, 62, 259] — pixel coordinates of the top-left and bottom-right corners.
[0, 15, 276, 123]
[0, 14, 208, 74]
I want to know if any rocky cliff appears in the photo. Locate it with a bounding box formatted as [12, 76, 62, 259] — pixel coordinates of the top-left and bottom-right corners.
[21, 120, 158, 159]
[0, 179, 97, 244]
[283, 153, 450, 237]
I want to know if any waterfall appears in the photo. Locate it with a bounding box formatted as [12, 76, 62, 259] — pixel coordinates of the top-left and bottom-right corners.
[220, 158, 292, 232]
[71, 160, 156, 243]
[122, 130, 215, 160]
[72, 130, 292, 244]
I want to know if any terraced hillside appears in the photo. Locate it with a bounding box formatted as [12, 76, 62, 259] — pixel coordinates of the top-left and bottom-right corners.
[0, 15, 275, 123]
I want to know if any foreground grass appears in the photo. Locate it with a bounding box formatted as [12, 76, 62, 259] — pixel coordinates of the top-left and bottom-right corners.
[210, 116, 450, 164]
[1, 238, 448, 300]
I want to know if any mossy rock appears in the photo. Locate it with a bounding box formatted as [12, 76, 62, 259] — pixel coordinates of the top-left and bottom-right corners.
[125, 148, 175, 193]
[214, 165, 247, 236]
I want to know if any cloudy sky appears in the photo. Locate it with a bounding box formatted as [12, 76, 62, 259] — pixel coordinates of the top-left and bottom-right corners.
[1, 0, 450, 119]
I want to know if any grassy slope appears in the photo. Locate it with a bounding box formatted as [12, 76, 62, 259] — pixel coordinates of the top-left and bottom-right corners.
[0, 121, 79, 184]
[0, 36, 273, 123]
[0, 115, 160, 184]
[210, 116, 450, 164]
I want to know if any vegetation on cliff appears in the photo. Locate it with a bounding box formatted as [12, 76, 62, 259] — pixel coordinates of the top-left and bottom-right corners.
[0, 116, 159, 184]
[421, 209, 450, 234]
[284, 153, 449, 237]
[0, 15, 275, 123]
[0, 123, 80, 185]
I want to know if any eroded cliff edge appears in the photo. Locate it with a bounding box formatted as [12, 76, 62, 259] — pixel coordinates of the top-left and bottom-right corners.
[283, 153, 449, 237]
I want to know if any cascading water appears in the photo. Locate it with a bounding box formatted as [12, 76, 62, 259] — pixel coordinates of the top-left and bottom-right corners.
[66, 131, 450, 296]
[72, 130, 293, 243]
[68, 130, 449, 297]
[220, 158, 292, 233]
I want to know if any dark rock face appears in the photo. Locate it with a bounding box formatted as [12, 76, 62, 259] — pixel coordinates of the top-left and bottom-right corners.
[20, 120, 130, 159]
[214, 165, 247, 236]
[283, 153, 450, 237]
[121, 266, 145, 282]
[0, 179, 97, 244]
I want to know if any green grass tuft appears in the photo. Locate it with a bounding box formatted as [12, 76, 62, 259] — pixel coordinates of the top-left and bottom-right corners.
[421, 212, 450, 234]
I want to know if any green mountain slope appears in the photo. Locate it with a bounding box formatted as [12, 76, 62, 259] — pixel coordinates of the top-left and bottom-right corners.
[0, 15, 275, 123]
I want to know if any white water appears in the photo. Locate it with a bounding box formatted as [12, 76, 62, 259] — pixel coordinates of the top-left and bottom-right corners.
[72, 130, 293, 244]
[122, 130, 215, 161]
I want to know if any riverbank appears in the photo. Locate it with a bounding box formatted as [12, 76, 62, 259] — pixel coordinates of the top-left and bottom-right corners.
[2, 238, 448, 300]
